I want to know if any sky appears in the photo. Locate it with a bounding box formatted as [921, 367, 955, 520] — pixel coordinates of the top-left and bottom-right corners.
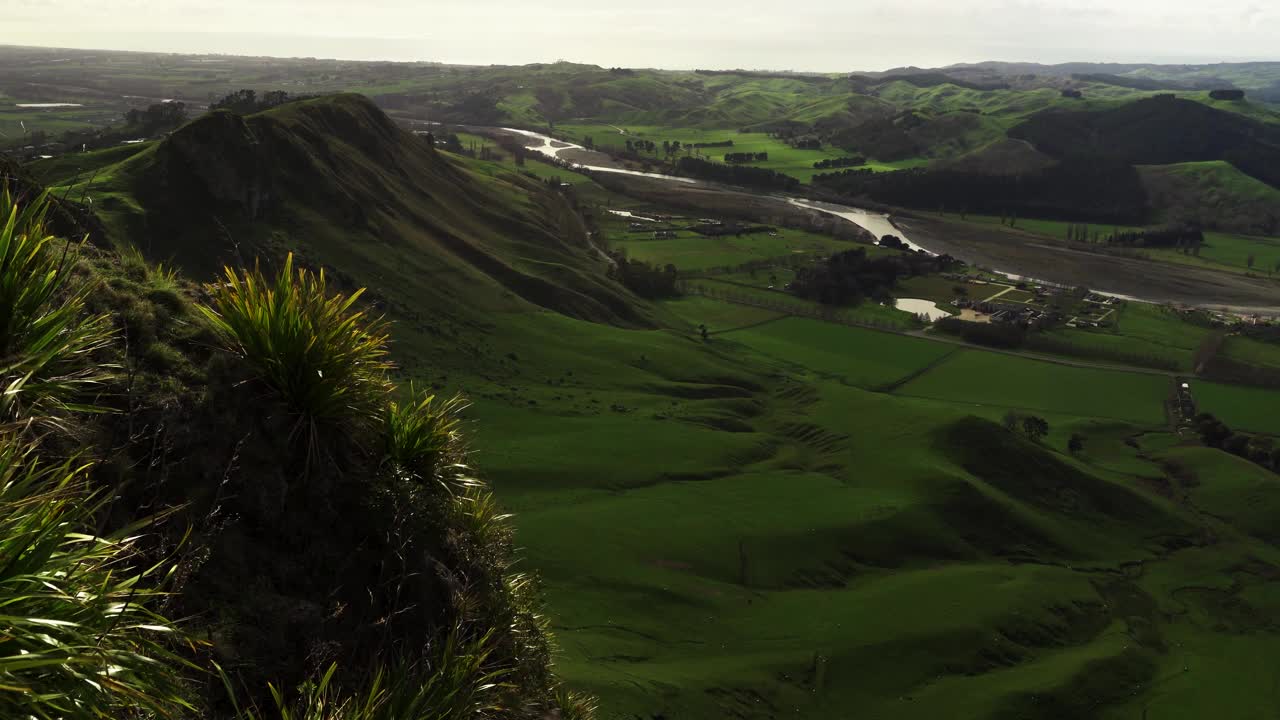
[3, 0, 1278, 71]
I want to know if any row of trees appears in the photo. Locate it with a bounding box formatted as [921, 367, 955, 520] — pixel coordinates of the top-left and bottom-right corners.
[725, 152, 769, 163]
[607, 252, 681, 298]
[623, 139, 655, 154]
[622, 139, 732, 157]
[124, 101, 189, 136]
[210, 88, 295, 115]
[936, 317, 1028, 349]
[813, 156, 866, 170]
[788, 247, 957, 306]
[673, 156, 801, 191]
[1102, 225, 1205, 249]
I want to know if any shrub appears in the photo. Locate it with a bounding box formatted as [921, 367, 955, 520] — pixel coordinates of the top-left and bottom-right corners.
[556, 687, 600, 720]
[384, 387, 468, 481]
[198, 253, 394, 440]
[223, 629, 506, 720]
[0, 187, 113, 423]
[0, 433, 190, 719]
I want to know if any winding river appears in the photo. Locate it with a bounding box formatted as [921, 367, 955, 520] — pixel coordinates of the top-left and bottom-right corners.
[481, 126, 1270, 311]
[498, 127, 934, 252]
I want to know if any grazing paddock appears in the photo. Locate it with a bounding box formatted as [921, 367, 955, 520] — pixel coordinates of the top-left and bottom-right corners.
[895, 349, 1170, 425]
[1193, 381, 1280, 435]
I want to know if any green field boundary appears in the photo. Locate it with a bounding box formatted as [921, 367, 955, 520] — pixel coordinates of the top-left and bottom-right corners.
[708, 313, 792, 336]
[684, 282, 915, 331]
[875, 347, 964, 393]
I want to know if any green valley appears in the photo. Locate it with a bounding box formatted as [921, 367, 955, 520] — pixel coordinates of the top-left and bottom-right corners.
[3, 42, 1280, 720]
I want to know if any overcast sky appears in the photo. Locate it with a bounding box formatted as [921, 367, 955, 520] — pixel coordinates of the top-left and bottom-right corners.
[3, 0, 1277, 71]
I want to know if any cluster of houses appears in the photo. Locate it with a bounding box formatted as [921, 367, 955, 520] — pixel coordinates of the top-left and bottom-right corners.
[951, 297, 1053, 328]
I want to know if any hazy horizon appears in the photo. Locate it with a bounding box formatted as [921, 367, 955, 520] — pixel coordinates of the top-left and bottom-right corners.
[3, 0, 1278, 73]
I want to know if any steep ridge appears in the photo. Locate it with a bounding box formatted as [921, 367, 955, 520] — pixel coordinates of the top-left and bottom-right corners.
[88, 94, 654, 329]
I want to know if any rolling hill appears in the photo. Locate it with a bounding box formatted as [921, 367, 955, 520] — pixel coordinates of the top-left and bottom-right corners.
[1008, 96, 1280, 188]
[1139, 160, 1280, 235]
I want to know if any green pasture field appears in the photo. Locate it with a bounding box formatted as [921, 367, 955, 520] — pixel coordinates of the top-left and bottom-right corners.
[1221, 336, 1280, 370]
[1159, 446, 1280, 540]
[555, 123, 927, 181]
[996, 288, 1038, 303]
[611, 226, 862, 271]
[1116, 303, 1215, 351]
[1152, 232, 1280, 275]
[660, 296, 785, 334]
[897, 274, 1009, 305]
[925, 211, 1143, 240]
[1149, 159, 1280, 202]
[688, 278, 918, 328]
[25, 142, 155, 185]
[925, 210, 1280, 277]
[1193, 381, 1280, 435]
[895, 349, 1171, 424]
[0, 104, 123, 144]
[720, 317, 953, 388]
[468, 315, 1260, 719]
[1032, 302, 1216, 371]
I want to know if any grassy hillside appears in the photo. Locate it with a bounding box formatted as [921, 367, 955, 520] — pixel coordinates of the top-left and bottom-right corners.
[43, 95, 653, 334]
[34, 93, 1280, 719]
[1139, 160, 1280, 236]
[1009, 97, 1280, 189]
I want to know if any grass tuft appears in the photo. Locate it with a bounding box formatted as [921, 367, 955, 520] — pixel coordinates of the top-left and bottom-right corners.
[556, 686, 600, 720]
[0, 186, 114, 423]
[198, 252, 394, 448]
[222, 628, 507, 720]
[384, 386, 468, 482]
[0, 432, 191, 719]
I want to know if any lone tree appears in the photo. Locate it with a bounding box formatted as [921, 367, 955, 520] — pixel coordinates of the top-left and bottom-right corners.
[1002, 410, 1021, 432]
[1068, 433, 1085, 455]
